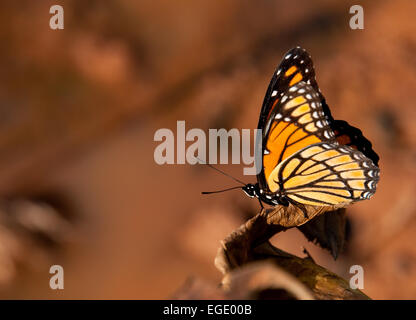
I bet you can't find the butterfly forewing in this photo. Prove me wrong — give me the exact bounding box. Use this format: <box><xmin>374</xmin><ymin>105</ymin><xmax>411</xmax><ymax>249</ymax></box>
<box><xmin>257</xmin><ymin>47</ymin><xmax>322</xmax><ymax>135</ymax></box>
<box><xmin>260</xmin><ymin>82</ymin><xmax>336</xmax><ymax>193</ymax></box>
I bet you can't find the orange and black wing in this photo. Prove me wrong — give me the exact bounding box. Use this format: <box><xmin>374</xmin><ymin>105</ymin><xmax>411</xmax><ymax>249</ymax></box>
<box><xmin>257</xmin><ymin>47</ymin><xmax>323</xmax><ymax>134</ymax></box>
<box><xmin>258</xmin><ymin>81</ymin><xmax>337</xmax><ymax>193</ymax></box>
<box><xmin>274</xmin><ymin>142</ymin><xmax>379</xmax><ymax>206</ymax></box>
<box><xmin>256</xmin><ymin>47</ymin><xmax>379</xmax><ymax>193</ymax></box>
<box><xmin>329</xmin><ymin>118</ymin><xmax>379</xmax><ymax>166</ymax></box>
<box><xmin>256</xmin><ymin>47</ymin><xmax>336</xmax><ymax>192</ymax></box>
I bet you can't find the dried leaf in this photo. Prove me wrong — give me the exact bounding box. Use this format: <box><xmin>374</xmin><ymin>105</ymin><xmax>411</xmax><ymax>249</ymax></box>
<box><xmin>223</xmin><ymin>261</ymin><xmax>315</xmax><ymax>300</ymax></box>
<box><xmin>297</xmin><ymin>208</ymin><xmax>349</xmax><ymax>259</ymax></box>
<box><xmin>214</xmin><ymin>209</ymin><xmax>370</xmax><ymax>300</ymax></box>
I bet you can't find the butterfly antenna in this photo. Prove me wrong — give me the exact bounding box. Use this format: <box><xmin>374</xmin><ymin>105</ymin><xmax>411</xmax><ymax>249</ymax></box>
<box><xmin>195</xmin><ymin>157</ymin><xmax>246</xmax><ymax>186</ymax></box>
<box><xmin>201</xmin><ymin>186</ymin><xmax>243</xmax><ymax>195</ymax></box>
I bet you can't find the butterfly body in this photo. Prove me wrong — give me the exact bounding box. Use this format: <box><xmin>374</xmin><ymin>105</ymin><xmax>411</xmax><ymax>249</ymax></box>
<box><xmin>246</xmin><ymin>47</ymin><xmax>380</xmax><ymax>211</ymax></box>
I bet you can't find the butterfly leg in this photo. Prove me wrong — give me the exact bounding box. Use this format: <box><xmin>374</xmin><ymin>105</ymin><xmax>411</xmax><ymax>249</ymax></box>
<box><xmin>258</xmin><ymin>198</ymin><xmax>264</xmax><ymax>210</ymax></box>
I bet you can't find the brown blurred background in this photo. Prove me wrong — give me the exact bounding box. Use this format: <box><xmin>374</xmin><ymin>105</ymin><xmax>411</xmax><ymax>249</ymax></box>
<box><xmin>0</xmin><ymin>0</ymin><xmax>415</xmax><ymax>299</ymax></box>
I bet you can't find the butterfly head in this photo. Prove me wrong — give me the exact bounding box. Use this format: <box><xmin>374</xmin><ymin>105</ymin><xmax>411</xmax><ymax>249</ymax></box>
<box><xmin>242</xmin><ymin>183</ymin><xmax>260</xmax><ymax>198</ymax></box>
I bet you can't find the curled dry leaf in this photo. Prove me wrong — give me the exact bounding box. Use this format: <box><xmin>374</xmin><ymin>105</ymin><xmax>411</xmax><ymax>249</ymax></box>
<box><xmin>297</xmin><ymin>208</ymin><xmax>349</xmax><ymax>260</ymax></box>
<box><xmin>265</xmin><ymin>203</ymin><xmax>341</xmax><ymax>228</ymax></box>
<box><xmin>252</xmin><ymin>243</ymin><xmax>369</xmax><ymax>300</ymax></box>
<box><xmin>214</xmin><ymin>208</ymin><xmax>370</xmax><ymax>300</ymax></box>
<box><xmin>173</xmin><ymin>261</ymin><xmax>315</xmax><ymax>300</ymax></box>
<box><xmin>222</xmin><ymin>260</ymin><xmax>315</xmax><ymax>300</ymax></box>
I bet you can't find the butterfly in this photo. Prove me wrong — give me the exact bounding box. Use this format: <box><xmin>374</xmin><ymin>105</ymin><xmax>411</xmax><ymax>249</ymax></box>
<box><xmin>242</xmin><ymin>47</ymin><xmax>380</xmax><ymax>216</ymax></box>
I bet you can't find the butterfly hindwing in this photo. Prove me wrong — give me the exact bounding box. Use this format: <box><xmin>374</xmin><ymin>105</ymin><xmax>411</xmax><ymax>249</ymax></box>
<box><xmin>331</xmin><ymin>119</ymin><xmax>380</xmax><ymax>166</ymax></box>
<box><xmin>276</xmin><ymin>142</ymin><xmax>379</xmax><ymax>206</ymax></box>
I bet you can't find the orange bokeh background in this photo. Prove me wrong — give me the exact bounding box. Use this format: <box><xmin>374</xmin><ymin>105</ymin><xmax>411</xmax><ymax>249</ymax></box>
<box><xmin>0</xmin><ymin>0</ymin><xmax>415</xmax><ymax>299</ymax></box>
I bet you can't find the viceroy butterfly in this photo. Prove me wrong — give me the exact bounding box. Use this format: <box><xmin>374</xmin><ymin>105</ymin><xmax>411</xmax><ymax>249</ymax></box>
<box><xmin>242</xmin><ymin>47</ymin><xmax>380</xmax><ymax>215</ymax></box>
